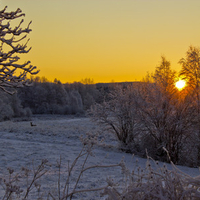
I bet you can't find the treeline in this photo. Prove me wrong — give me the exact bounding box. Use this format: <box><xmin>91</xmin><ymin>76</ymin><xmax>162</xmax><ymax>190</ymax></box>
<box><xmin>0</xmin><ymin>77</ymin><xmax>118</xmax><ymax>120</ymax></box>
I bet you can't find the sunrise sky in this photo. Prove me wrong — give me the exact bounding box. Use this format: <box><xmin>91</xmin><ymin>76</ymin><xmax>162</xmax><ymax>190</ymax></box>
<box><xmin>1</xmin><ymin>0</ymin><xmax>200</xmax><ymax>83</ymax></box>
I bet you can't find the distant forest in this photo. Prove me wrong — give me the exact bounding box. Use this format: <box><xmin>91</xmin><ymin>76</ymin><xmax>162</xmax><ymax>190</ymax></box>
<box><xmin>0</xmin><ymin>76</ymin><xmax>129</xmax><ymax>120</ymax></box>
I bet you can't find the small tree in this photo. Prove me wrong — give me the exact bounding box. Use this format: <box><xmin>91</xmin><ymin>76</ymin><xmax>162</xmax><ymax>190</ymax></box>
<box><xmin>0</xmin><ymin>6</ymin><xmax>39</xmax><ymax>94</ymax></box>
<box><xmin>153</xmin><ymin>56</ymin><xmax>176</xmax><ymax>94</ymax></box>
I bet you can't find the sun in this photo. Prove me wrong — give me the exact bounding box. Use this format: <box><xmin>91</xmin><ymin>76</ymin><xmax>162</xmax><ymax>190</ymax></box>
<box><xmin>175</xmin><ymin>79</ymin><xmax>186</xmax><ymax>90</ymax></box>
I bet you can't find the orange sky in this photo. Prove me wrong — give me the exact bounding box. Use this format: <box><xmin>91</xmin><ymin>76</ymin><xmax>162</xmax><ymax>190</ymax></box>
<box><xmin>1</xmin><ymin>0</ymin><xmax>200</xmax><ymax>83</ymax></box>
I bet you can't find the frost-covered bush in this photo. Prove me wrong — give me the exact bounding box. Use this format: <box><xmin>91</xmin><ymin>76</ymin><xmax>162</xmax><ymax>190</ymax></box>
<box><xmin>103</xmin><ymin>157</ymin><xmax>200</xmax><ymax>200</ymax></box>
<box><xmin>90</xmin><ymin>84</ymin><xmax>139</xmax><ymax>148</ymax></box>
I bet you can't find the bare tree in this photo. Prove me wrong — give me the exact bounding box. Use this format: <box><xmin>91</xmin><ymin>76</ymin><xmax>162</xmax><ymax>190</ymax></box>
<box><xmin>0</xmin><ymin>6</ymin><xmax>39</xmax><ymax>94</ymax></box>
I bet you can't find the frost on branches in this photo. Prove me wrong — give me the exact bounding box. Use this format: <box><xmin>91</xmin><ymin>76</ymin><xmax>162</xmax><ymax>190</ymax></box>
<box><xmin>0</xmin><ymin>6</ymin><xmax>39</xmax><ymax>94</ymax></box>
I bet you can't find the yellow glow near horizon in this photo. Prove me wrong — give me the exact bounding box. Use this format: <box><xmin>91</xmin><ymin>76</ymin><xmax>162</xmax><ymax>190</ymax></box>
<box><xmin>1</xmin><ymin>1</ymin><xmax>200</xmax><ymax>83</ymax></box>
<box><xmin>175</xmin><ymin>79</ymin><xmax>186</xmax><ymax>91</ymax></box>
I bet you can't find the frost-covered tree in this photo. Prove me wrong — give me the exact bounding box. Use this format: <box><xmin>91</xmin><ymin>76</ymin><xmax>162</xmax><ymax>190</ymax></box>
<box><xmin>0</xmin><ymin>6</ymin><xmax>39</xmax><ymax>93</ymax></box>
<box><xmin>179</xmin><ymin>46</ymin><xmax>200</xmax><ymax>90</ymax></box>
<box><xmin>179</xmin><ymin>46</ymin><xmax>200</xmax><ymax>163</ymax></box>
<box><xmin>90</xmin><ymin>83</ymin><xmax>139</xmax><ymax>150</ymax></box>
<box><xmin>154</xmin><ymin>56</ymin><xmax>176</xmax><ymax>94</ymax></box>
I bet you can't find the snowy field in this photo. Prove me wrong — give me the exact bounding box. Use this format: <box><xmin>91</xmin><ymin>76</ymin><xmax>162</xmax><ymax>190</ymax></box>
<box><xmin>0</xmin><ymin>115</ymin><xmax>199</xmax><ymax>199</ymax></box>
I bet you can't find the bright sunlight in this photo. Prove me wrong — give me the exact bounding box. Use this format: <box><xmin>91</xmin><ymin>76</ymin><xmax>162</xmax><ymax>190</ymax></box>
<box><xmin>175</xmin><ymin>79</ymin><xmax>186</xmax><ymax>90</ymax></box>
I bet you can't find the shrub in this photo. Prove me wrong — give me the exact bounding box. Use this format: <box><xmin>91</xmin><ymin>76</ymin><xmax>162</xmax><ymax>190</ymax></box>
<box><xmin>103</xmin><ymin>155</ymin><xmax>200</xmax><ymax>200</ymax></box>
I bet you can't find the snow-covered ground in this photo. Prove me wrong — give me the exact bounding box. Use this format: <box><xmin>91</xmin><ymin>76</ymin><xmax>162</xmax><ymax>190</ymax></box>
<box><xmin>0</xmin><ymin>115</ymin><xmax>199</xmax><ymax>199</ymax></box>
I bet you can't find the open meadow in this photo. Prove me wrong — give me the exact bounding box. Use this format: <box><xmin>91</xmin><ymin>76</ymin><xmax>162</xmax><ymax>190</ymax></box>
<box><xmin>0</xmin><ymin>115</ymin><xmax>199</xmax><ymax>199</ymax></box>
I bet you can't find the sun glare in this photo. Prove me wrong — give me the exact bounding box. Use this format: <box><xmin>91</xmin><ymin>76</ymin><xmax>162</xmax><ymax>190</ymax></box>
<box><xmin>175</xmin><ymin>79</ymin><xmax>186</xmax><ymax>90</ymax></box>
